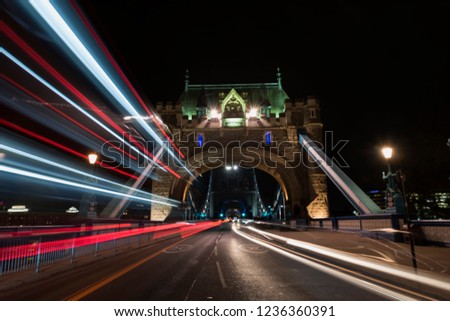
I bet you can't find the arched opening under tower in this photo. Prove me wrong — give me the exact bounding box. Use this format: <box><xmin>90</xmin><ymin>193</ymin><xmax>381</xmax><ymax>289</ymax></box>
<box><xmin>150</xmin><ymin>147</ymin><xmax>324</xmax><ymax>222</ymax></box>
<box><xmin>177</xmin><ymin>167</ymin><xmax>285</xmax><ymax>221</ymax></box>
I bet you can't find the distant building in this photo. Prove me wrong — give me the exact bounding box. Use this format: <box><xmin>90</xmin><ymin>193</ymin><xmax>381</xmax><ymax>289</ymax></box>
<box><xmin>366</xmin><ymin>189</ymin><xmax>450</xmax><ymax>219</ymax></box>
<box><xmin>434</xmin><ymin>191</ymin><xmax>450</xmax><ymax>210</ymax></box>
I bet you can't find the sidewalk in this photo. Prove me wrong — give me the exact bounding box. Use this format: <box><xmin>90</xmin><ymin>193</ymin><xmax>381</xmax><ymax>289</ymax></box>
<box><xmin>253</xmin><ymin>225</ymin><xmax>450</xmax><ymax>276</ymax></box>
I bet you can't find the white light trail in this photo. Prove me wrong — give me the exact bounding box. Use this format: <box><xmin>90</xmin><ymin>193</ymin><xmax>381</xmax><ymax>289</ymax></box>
<box><xmin>0</xmin><ymin>165</ymin><xmax>178</xmax><ymax>207</ymax></box>
<box><xmin>233</xmin><ymin>226</ymin><xmax>416</xmax><ymax>300</ymax></box>
<box><xmin>0</xmin><ymin>144</ymin><xmax>178</xmax><ymax>205</ymax></box>
<box><xmin>245</xmin><ymin>226</ymin><xmax>450</xmax><ymax>293</ymax></box>
<box><xmin>1</xmin><ymin>47</ymin><xmax>166</xmax><ymax>173</ymax></box>
<box><xmin>30</xmin><ymin>0</ymin><xmax>164</xmax><ymax>143</ymax></box>
<box><xmin>29</xmin><ymin>0</ymin><xmax>194</xmax><ymax>178</ymax></box>
<box><xmin>107</xmin><ymin>147</ymin><xmax>167</xmax><ymax>218</ymax></box>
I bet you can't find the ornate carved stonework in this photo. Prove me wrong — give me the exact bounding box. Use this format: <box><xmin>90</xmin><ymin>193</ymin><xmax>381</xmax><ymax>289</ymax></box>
<box><xmin>222</xmin><ymin>89</ymin><xmax>246</xmax><ymax>127</ymax></box>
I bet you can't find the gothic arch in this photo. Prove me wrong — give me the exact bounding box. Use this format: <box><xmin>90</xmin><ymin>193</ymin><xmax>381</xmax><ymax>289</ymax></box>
<box><xmin>169</xmin><ymin>149</ymin><xmax>306</xmax><ymax>218</ymax></box>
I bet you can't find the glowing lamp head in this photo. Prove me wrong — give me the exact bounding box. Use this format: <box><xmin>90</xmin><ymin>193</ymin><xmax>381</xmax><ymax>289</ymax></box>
<box><xmin>382</xmin><ymin>147</ymin><xmax>393</xmax><ymax>160</ymax></box>
<box><xmin>225</xmin><ymin>165</ymin><xmax>232</xmax><ymax>170</ymax></box>
<box><xmin>88</xmin><ymin>153</ymin><xmax>98</xmax><ymax>165</ymax></box>
<box><xmin>248</xmin><ymin>107</ymin><xmax>258</xmax><ymax>118</ymax></box>
<box><xmin>210</xmin><ymin>109</ymin><xmax>220</xmax><ymax>119</ymax></box>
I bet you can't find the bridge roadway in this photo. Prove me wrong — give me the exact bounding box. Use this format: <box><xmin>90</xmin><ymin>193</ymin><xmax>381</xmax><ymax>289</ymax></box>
<box><xmin>0</xmin><ymin>222</ymin><xmax>449</xmax><ymax>300</ymax></box>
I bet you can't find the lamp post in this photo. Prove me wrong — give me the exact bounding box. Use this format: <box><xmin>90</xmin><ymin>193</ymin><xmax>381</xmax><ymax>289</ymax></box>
<box><xmin>381</xmin><ymin>147</ymin><xmax>417</xmax><ymax>269</ymax></box>
<box><xmin>80</xmin><ymin>153</ymin><xmax>98</xmax><ymax>218</ymax></box>
<box><xmin>87</xmin><ymin>153</ymin><xmax>98</xmax><ymax>218</ymax></box>
<box><xmin>382</xmin><ymin>147</ymin><xmax>396</xmax><ymax>213</ymax></box>
<box><xmin>398</xmin><ymin>169</ymin><xmax>417</xmax><ymax>269</ymax></box>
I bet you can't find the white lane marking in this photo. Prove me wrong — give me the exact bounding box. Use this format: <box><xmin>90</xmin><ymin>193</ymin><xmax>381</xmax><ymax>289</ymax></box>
<box><xmin>216</xmin><ymin>261</ymin><xmax>227</xmax><ymax>289</ymax></box>
<box><xmin>239</xmin><ymin>243</ymin><xmax>268</xmax><ymax>254</ymax></box>
<box><xmin>214</xmin><ymin>246</ymin><xmax>218</xmax><ymax>257</ymax></box>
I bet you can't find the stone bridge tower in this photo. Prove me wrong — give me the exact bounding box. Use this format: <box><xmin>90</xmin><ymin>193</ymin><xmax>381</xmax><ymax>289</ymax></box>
<box><xmin>150</xmin><ymin>71</ymin><xmax>329</xmax><ymax>221</ymax></box>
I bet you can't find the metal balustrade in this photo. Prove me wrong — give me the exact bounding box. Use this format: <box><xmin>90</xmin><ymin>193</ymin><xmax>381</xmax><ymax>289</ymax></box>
<box><xmin>0</xmin><ymin>220</ymin><xmax>221</xmax><ymax>276</ymax></box>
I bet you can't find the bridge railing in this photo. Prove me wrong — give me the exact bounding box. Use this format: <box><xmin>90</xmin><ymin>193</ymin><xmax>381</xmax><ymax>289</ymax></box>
<box><xmin>254</xmin><ymin>216</ymin><xmax>450</xmax><ymax>246</ymax></box>
<box><xmin>0</xmin><ymin>220</ymin><xmax>222</xmax><ymax>276</ymax></box>
<box><xmin>0</xmin><ymin>223</ymin><xmax>139</xmax><ymax>275</ymax></box>
<box><xmin>309</xmin><ymin>214</ymin><xmax>404</xmax><ymax>231</ymax></box>
<box><xmin>310</xmin><ymin>216</ymin><xmax>450</xmax><ymax>246</ymax></box>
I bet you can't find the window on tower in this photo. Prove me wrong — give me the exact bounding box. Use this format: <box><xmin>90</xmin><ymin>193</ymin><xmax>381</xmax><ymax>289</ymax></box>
<box><xmin>265</xmin><ymin>131</ymin><xmax>271</xmax><ymax>145</ymax></box>
<box><xmin>197</xmin><ymin>133</ymin><xmax>204</xmax><ymax>147</ymax></box>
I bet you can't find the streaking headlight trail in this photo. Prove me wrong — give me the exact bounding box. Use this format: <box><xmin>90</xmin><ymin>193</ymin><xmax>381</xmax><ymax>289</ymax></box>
<box><xmin>1</xmin><ymin>24</ymin><xmax>180</xmax><ymax>178</ymax></box>
<box><xmin>0</xmin><ymin>145</ymin><xmax>178</xmax><ymax>206</ymax></box>
<box><xmin>1</xmin><ymin>47</ymin><xmax>174</xmax><ymax>176</ymax></box>
<box><xmin>29</xmin><ymin>0</ymin><xmax>194</xmax><ymax>179</ymax></box>
<box><xmin>0</xmin><ymin>165</ymin><xmax>179</xmax><ymax>207</ymax></box>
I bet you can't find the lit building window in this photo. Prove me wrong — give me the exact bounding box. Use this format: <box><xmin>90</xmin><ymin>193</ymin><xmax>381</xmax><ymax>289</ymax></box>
<box><xmin>437</xmin><ymin>203</ymin><xmax>449</xmax><ymax>209</ymax></box>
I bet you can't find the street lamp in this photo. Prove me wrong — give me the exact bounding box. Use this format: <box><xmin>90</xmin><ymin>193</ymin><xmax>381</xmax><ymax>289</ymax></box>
<box><xmin>381</xmin><ymin>146</ymin><xmax>417</xmax><ymax>269</ymax></box>
<box><xmin>381</xmin><ymin>147</ymin><xmax>396</xmax><ymax>212</ymax></box>
<box><xmin>88</xmin><ymin>153</ymin><xmax>98</xmax><ymax>218</ymax></box>
<box><xmin>381</xmin><ymin>147</ymin><xmax>392</xmax><ymax>162</ymax></box>
<box><xmin>80</xmin><ymin>153</ymin><xmax>98</xmax><ymax>218</ymax></box>
<box><xmin>88</xmin><ymin>153</ymin><xmax>98</xmax><ymax>165</ymax></box>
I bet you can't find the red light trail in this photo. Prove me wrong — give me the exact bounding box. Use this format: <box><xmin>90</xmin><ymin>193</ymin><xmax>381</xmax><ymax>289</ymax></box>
<box><xmin>0</xmin><ymin>223</ymin><xmax>132</xmax><ymax>239</ymax></box>
<box><xmin>0</xmin><ymin>119</ymin><xmax>139</xmax><ymax>180</ymax></box>
<box><xmin>1</xmin><ymin>74</ymin><xmax>137</xmax><ymax>162</ymax></box>
<box><xmin>0</xmin><ymin>221</ymin><xmax>222</xmax><ymax>262</ymax></box>
<box><xmin>69</xmin><ymin>0</ymin><xmax>185</xmax><ymax>159</ymax></box>
<box><xmin>2</xmin><ymin>21</ymin><xmax>180</xmax><ymax>179</ymax></box>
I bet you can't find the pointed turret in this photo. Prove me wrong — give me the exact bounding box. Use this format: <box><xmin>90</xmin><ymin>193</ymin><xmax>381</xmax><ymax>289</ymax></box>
<box><xmin>184</xmin><ymin>69</ymin><xmax>190</xmax><ymax>92</ymax></box>
<box><xmin>276</xmin><ymin>67</ymin><xmax>282</xmax><ymax>89</ymax></box>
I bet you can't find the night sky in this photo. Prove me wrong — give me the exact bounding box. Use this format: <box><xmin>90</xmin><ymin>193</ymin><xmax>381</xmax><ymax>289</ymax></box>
<box><xmin>76</xmin><ymin>0</ymin><xmax>449</xmax><ymax>195</ymax></box>
<box><xmin>2</xmin><ymin>1</ymin><xmax>449</xmax><ymax>214</ymax></box>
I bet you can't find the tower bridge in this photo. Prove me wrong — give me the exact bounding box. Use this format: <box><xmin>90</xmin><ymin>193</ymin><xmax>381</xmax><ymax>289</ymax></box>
<box><xmin>147</xmin><ymin>70</ymin><xmax>329</xmax><ymax>221</ymax></box>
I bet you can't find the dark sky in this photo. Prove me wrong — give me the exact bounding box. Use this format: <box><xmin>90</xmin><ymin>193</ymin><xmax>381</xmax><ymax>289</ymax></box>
<box><xmin>2</xmin><ymin>1</ymin><xmax>449</xmax><ymax>213</ymax></box>
<box><xmin>76</xmin><ymin>0</ymin><xmax>449</xmax><ymax>195</ymax></box>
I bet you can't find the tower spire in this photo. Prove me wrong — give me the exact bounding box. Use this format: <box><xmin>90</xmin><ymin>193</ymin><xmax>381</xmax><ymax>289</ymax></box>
<box><xmin>184</xmin><ymin>69</ymin><xmax>190</xmax><ymax>92</ymax></box>
<box><xmin>276</xmin><ymin>67</ymin><xmax>282</xmax><ymax>89</ymax></box>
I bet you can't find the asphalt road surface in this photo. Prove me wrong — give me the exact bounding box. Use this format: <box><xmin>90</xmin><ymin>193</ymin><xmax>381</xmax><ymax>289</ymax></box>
<box><xmin>0</xmin><ymin>222</ymin><xmax>447</xmax><ymax>300</ymax></box>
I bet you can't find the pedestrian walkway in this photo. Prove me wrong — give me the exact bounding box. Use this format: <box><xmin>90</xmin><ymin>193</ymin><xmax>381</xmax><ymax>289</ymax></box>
<box><xmin>251</xmin><ymin>225</ymin><xmax>450</xmax><ymax>276</ymax></box>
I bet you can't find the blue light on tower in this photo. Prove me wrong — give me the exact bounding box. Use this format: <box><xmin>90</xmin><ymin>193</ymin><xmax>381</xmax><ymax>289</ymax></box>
<box><xmin>265</xmin><ymin>131</ymin><xmax>271</xmax><ymax>145</ymax></box>
<box><xmin>197</xmin><ymin>133</ymin><xmax>203</xmax><ymax>147</ymax></box>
